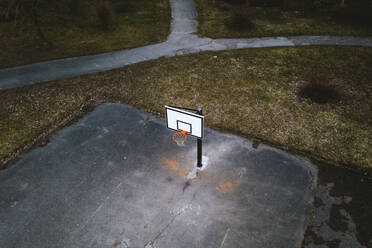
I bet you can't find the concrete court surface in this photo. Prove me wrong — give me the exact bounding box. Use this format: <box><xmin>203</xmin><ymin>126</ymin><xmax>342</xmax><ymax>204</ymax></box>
<box><xmin>0</xmin><ymin>103</ymin><xmax>317</xmax><ymax>248</ymax></box>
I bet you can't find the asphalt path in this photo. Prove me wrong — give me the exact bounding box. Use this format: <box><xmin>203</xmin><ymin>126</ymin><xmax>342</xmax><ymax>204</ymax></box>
<box><xmin>0</xmin><ymin>0</ymin><xmax>371</xmax><ymax>89</ymax></box>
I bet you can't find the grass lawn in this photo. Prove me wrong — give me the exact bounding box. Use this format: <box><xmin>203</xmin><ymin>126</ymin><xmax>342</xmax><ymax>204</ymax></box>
<box><xmin>0</xmin><ymin>0</ymin><xmax>170</xmax><ymax>69</ymax></box>
<box><xmin>0</xmin><ymin>46</ymin><xmax>371</xmax><ymax>174</ymax></box>
<box><xmin>195</xmin><ymin>0</ymin><xmax>372</xmax><ymax>38</ymax></box>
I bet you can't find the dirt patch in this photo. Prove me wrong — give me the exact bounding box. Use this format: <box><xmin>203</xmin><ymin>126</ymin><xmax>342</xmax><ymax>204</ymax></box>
<box><xmin>297</xmin><ymin>80</ymin><xmax>342</xmax><ymax>104</ymax></box>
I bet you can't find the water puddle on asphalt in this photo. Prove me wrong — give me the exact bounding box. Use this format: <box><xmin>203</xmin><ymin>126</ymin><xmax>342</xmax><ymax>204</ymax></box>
<box><xmin>302</xmin><ymin>162</ymin><xmax>372</xmax><ymax>248</ymax></box>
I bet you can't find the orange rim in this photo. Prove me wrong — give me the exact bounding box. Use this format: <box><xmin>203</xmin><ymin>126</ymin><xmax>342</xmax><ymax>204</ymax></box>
<box><xmin>172</xmin><ymin>130</ymin><xmax>188</xmax><ymax>143</ymax></box>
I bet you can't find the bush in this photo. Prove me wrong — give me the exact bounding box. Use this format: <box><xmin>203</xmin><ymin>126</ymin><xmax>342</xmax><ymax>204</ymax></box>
<box><xmin>0</xmin><ymin>0</ymin><xmax>21</xmax><ymax>22</ymax></box>
<box><xmin>250</xmin><ymin>0</ymin><xmax>285</xmax><ymax>7</ymax></box>
<box><xmin>221</xmin><ymin>0</ymin><xmax>250</xmax><ymax>6</ymax></box>
<box><xmin>332</xmin><ymin>1</ymin><xmax>372</xmax><ymax>26</ymax></box>
<box><xmin>96</xmin><ymin>0</ymin><xmax>114</xmax><ymax>31</ymax></box>
<box><xmin>0</xmin><ymin>6</ymin><xmax>7</xmax><ymax>22</ymax></box>
<box><xmin>113</xmin><ymin>1</ymin><xmax>136</xmax><ymax>14</ymax></box>
<box><xmin>68</xmin><ymin>0</ymin><xmax>90</xmax><ymax>18</ymax></box>
<box><xmin>312</xmin><ymin>0</ymin><xmax>335</xmax><ymax>12</ymax></box>
<box><xmin>228</xmin><ymin>8</ymin><xmax>255</xmax><ymax>31</ymax></box>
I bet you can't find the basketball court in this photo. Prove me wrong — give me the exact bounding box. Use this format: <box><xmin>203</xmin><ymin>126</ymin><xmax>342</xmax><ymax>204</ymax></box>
<box><xmin>0</xmin><ymin>103</ymin><xmax>317</xmax><ymax>248</ymax></box>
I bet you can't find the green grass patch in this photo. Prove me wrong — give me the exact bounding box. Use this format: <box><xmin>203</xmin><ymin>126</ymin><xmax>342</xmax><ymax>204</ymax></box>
<box><xmin>0</xmin><ymin>0</ymin><xmax>170</xmax><ymax>69</ymax></box>
<box><xmin>0</xmin><ymin>46</ymin><xmax>371</xmax><ymax>174</ymax></box>
<box><xmin>195</xmin><ymin>0</ymin><xmax>372</xmax><ymax>38</ymax></box>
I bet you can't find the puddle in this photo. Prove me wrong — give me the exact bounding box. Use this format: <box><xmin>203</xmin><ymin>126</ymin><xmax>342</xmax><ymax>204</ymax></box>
<box><xmin>302</xmin><ymin>162</ymin><xmax>372</xmax><ymax>248</ymax></box>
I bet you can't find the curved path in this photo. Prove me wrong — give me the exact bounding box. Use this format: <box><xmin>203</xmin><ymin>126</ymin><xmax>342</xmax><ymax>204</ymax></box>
<box><xmin>0</xmin><ymin>0</ymin><xmax>371</xmax><ymax>89</ymax></box>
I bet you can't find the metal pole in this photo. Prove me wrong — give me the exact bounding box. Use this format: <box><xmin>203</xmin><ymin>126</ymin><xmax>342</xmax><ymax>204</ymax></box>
<box><xmin>197</xmin><ymin>138</ymin><xmax>202</xmax><ymax>168</ymax></box>
<box><xmin>196</xmin><ymin>108</ymin><xmax>203</xmax><ymax>168</ymax></box>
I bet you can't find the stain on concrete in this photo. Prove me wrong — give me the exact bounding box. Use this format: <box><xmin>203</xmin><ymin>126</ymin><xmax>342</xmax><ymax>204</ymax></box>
<box><xmin>196</xmin><ymin>170</ymin><xmax>208</xmax><ymax>181</ymax></box>
<box><xmin>218</xmin><ymin>180</ymin><xmax>235</xmax><ymax>194</ymax></box>
<box><xmin>217</xmin><ymin>168</ymin><xmax>246</xmax><ymax>194</ymax></box>
<box><xmin>140</xmin><ymin>117</ymin><xmax>150</xmax><ymax>127</ymax></box>
<box><xmin>252</xmin><ymin>140</ymin><xmax>260</xmax><ymax>149</ymax></box>
<box><xmin>112</xmin><ymin>227</ymin><xmax>128</xmax><ymax>248</ymax></box>
<box><xmin>38</xmin><ymin>138</ymin><xmax>50</xmax><ymax>147</ymax></box>
<box><xmin>112</xmin><ymin>240</ymin><xmax>121</xmax><ymax>248</ymax></box>
<box><xmin>182</xmin><ymin>180</ymin><xmax>191</xmax><ymax>192</ymax></box>
<box><xmin>161</xmin><ymin>157</ymin><xmax>189</xmax><ymax>177</ymax></box>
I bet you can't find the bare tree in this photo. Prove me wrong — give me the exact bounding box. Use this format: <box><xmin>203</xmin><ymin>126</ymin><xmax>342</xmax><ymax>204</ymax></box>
<box><xmin>0</xmin><ymin>0</ymin><xmax>21</xmax><ymax>22</ymax></box>
<box><xmin>1</xmin><ymin>0</ymin><xmax>51</xmax><ymax>46</ymax></box>
<box><xmin>26</xmin><ymin>0</ymin><xmax>52</xmax><ymax>46</ymax></box>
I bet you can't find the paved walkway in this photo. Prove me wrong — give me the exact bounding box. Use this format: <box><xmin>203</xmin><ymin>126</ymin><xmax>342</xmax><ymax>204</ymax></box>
<box><xmin>0</xmin><ymin>104</ymin><xmax>317</xmax><ymax>248</ymax></box>
<box><xmin>0</xmin><ymin>0</ymin><xmax>371</xmax><ymax>89</ymax></box>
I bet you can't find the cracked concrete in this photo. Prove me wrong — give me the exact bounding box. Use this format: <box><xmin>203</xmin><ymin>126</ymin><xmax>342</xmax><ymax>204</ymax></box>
<box><xmin>0</xmin><ymin>0</ymin><xmax>371</xmax><ymax>89</ymax></box>
<box><xmin>0</xmin><ymin>103</ymin><xmax>317</xmax><ymax>247</ymax></box>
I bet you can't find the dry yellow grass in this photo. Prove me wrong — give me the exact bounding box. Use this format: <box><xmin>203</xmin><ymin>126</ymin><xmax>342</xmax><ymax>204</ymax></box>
<box><xmin>0</xmin><ymin>0</ymin><xmax>170</xmax><ymax>69</ymax></box>
<box><xmin>0</xmin><ymin>46</ymin><xmax>371</xmax><ymax>174</ymax></box>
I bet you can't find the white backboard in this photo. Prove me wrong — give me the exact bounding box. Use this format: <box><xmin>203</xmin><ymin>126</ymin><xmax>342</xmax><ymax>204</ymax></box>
<box><xmin>165</xmin><ymin>106</ymin><xmax>204</xmax><ymax>138</ymax></box>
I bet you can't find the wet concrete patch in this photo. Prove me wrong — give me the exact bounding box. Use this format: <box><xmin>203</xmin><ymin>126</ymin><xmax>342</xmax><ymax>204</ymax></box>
<box><xmin>302</xmin><ymin>162</ymin><xmax>372</xmax><ymax>248</ymax></box>
<box><xmin>0</xmin><ymin>103</ymin><xmax>317</xmax><ymax>247</ymax></box>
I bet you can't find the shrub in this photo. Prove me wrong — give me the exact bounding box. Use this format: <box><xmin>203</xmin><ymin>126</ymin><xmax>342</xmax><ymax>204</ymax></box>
<box><xmin>113</xmin><ymin>1</ymin><xmax>136</xmax><ymax>14</ymax></box>
<box><xmin>332</xmin><ymin>1</ymin><xmax>372</xmax><ymax>26</ymax></box>
<box><xmin>250</xmin><ymin>0</ymin><xmax>285</xmax><ymax>7</ymax></box>
<box><xmin>228</xmin><ymin>8</ymin><xmax>255</xmax><ymax>31</ymax></box>
<box><xmin>221</xmin><ymin>0</ymin><xmax>250</xmax><ymax>6</ymax></box>
<box><xmin>96</xmin><ymin>0</ymin><xmax>114</xmax><ymax>31</ymax></box>
<box><xmin>0</xmin><ymin>0</ymin><xmax>22</xmax><ymax>22</ymax></box>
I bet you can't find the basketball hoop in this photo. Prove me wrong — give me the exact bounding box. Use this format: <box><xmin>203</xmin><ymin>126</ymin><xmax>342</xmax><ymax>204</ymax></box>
<box><xmin>172</xmin><ymin>130</ymin><xmax>188</xmax><ymax>143</ymax></box>
<box><xmin>165</xmin><ymin>105</ymin><xmax>204</xmax><ymax>167</ymax></box>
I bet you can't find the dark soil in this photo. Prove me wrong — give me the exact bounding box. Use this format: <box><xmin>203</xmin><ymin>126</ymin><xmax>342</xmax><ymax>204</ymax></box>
<box><xmin>297</xmin><ymin>81</ymin><xmax>341</xmax><ymax>104</ymax></box>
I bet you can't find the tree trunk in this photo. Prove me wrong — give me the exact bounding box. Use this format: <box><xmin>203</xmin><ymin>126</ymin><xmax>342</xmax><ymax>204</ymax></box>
<box><xmin>29</xmin><ymin>0</ymin><xmax>52</xmax><ymax>46</ymax></box>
